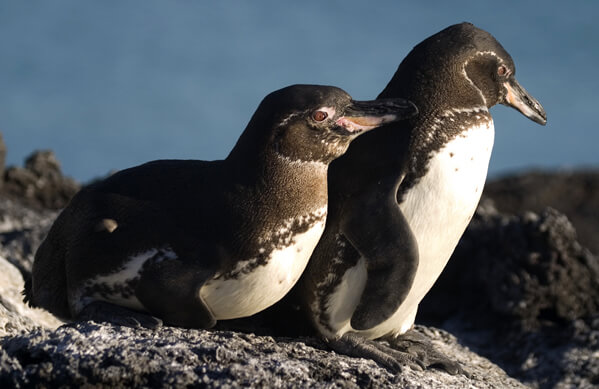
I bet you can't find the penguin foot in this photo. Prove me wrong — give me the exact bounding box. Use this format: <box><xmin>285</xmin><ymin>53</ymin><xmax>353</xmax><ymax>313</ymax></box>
<box><xmin>78</xmin><ymin>301</ymin><xmax>163</xmax><ymax>329</ymax></box>
<box><xmin>327</xmin><ymin>332</ymin><xmax>425</xmax><ymax>373</ymax></box>
<box><xmin>385</xmin><ymin>328</ymin><xmax>465</xmax><ymax>376</ymax></box>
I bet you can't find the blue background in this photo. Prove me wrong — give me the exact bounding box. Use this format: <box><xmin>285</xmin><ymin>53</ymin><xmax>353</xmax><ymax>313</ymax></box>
<box><xmin>0</xmin><ymin>1</ymin><xmax>596</xmax><ymax>182</ymax></box>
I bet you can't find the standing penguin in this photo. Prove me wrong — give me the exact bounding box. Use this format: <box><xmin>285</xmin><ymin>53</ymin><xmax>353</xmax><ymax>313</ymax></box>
<box><xmin>24</xmin><ymin>84</ymin><xmax>417</xmax><ymax>329</ymax></box>
<box><xmin>298</xmin><ymin>23</ymin><xmax>547</xmax><ymax>372</ymax></box>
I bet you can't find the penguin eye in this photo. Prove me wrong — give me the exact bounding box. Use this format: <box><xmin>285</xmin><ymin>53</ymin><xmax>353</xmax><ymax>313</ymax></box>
<box><xmin>312</xmin><ymin>110</ymin><xmax>328</xmax><ymax>122</ymax></box>
<box><xmin>497</xmin><ymin>65</ymin><xmax>508</xmax><ymax>76</ymax></box>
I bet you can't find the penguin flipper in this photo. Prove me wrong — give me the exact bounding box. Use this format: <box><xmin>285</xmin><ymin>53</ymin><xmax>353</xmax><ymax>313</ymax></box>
<box><xmin>66</xmin><ymin>190</ymin><xmax>218</xmax><ymax>329</ymax></box>
<box><xmin>135</xmin><ymin>252</ymin><xmax>217</xmax><ymax>329</ymax></box>
<box><xmin>341</xmin><ymin>189</ymin><xmax>418</xmax><ymax>331</ymax></box>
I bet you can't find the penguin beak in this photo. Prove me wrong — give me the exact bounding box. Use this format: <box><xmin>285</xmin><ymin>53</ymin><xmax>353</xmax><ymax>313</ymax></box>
<box><xmin>502</xmin><ymin>77</ymin><xmax>547</xmax><ymax>125</ymax></box>
<box><xmin>336</xmin><ymin>98</ymin><xmax>418</xmax><ymax>134</ymax></box>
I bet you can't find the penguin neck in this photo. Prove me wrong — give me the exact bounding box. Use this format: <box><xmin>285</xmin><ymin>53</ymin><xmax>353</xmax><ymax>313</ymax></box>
<box><xmin>226</xmin><ymin>147</ymin><xmax>329</xmax><ymax>215</ymax></box>
<box><xmin>380</xmin><ymin>69</ymin><xmax>492</xmax><ymax>198</ymax></box>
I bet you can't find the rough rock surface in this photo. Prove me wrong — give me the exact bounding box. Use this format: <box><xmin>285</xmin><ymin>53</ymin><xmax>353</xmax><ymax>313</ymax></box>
<box><xmin>420</xmin><ymin>200</ymin><xmax>599</xmax><ymax>388</ymax></box>
<box><xmin>421</xmin><ymin>201</ymin><xmax>599</xmax><ymax>328</ymax></box>
<box><xmin>0</xmin><ymin>321</ymin><xmax>525</xmax><ymax>389</ymax></box>
<box><xmin>0</xmin><ymin>255</ymin><xmax>63</xmax><ymax>338</ymax></box>
<box><xmin>3</xmin><ymin>150</ymin><xmax>79</xmax><ymax>210</ymax></box>
<box><xmin>0</xmin><ymin>134</ymin><xmax>6</xmax><ymax>190</ymax></box>
<box><xmin>0</xmin><ymin>197</ymin><xmax>57</xmax><ymax>276</ymax></box>
<box><xmin>0</xmin><ymin>151</ymin><xmax>597</xmax><ymax>388</ymax></box>
<box><xmin>483</xmin><ymin>169</ymin><xmax>599</xmax><ymax>255</ymax></box>
<box><xmin>0</xmin><ymin>161</ymin><xmax>524</xmax><ymax>388</ymax></box>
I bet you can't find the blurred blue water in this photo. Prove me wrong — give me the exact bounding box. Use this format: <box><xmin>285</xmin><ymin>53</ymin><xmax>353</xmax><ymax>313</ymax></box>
<box><xmin>0</xmin><ymin>1</ymin><xmax>597</xmax><ymax>182</ymax></box>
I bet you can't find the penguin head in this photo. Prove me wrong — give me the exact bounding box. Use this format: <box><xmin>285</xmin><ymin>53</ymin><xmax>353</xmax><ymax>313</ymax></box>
<box><xmin>380</xmin><ymin>22</ymin><xmax>546</xmax><ymax>125</ymax></box>
<box><xmin>255</xmin><ymin>84</ymin><xmax>417</xmax><ymax>163</ymax></box>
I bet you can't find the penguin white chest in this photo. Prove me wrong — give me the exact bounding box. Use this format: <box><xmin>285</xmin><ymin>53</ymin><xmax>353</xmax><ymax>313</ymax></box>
<box><xmin>398</xmin><ymin>120</ymin><xmax>495</xmax><ymax>311</ymax></box>
<box><xmin>324</xmin><ymin>120</ymin><xmax>495</xmax><ymax>339</ymax></box>
<box><xmin>200</xmin><ymin>207</ymin><xmax>327</xmax><ymax>320</ymax></box>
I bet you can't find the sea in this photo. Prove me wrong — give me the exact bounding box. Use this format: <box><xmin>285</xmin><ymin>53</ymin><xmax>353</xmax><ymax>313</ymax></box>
<box><xmin>0</xmin><ymin>1</ymin><xmax>597</xmax><ymax>182</ymax></box>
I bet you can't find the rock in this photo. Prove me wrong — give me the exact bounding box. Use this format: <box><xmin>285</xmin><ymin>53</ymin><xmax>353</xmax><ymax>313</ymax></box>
<box><xmin>421</xmin><ymin>204</ymin><xmax>599</xmax><ymax>329</ymax></box>
<box><xmin>0</xmin><ymin>161</ymin><xmax>598</xmax><ymax>387</ymax></box>
<box><xmin>0</xmin><ymin>322</ymin><xmax>525</xmax><ymax>388</ymax></box>
<box><xmin>420</xmin><ymin>202</ymin><xmax>599</xmax><ymax>388</ymax></box>
<box><xmin>444</xmin><ymin>314</ymin><xmax>599</xmax><ymax>389</ymax></box>
<box><xmin>3</xmin><ymin>150</ymin><xmax>80</xmax><ymax>210</ymax></box>
<box><xmin>0</xmin><ymin>255</ymin><xmax>62</xmax><ymax>338</ymax></box>
<box><xmin>0</xmin><ymin>197</ymin><xmax>56</xmax><ymax>277</ymax></box>
<box><xmin>483</xmin><ymin>170</ymin><xmax>599</xmax><ymax>255</ymax></box>
<box><xmin>0</xmin><ymin>196</ymin><xmax>63</xmax><ymax>337</ymax></box>
<box><xmin>0</xmin><ymin>134</ymin><xmax>6</xmax><ymax>190</ymax></box>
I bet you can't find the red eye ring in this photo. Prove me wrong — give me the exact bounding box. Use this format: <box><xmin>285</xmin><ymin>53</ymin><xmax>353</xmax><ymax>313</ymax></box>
<box><xmin>497</xmin><ymin>65</ymin><xmax>508</xmax><ymax>76</ymax></box>
<box><xmin>312</xmin><ymin>110</ymin><xmax>328</xmax><ymax>122</ymax></box>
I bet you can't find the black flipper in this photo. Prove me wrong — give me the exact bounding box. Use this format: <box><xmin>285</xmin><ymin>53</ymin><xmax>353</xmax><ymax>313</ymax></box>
<box><xmin>135</xmin><ymin>255</ymin><xmax>217</xmax><ymax>329</ymax></box>
<box><xmin>68</xmin><ymin>191</ymin><xmax>218</xmax><ymax>329</ymax></box>
<box><xmin>340</xmin><ymin>182</ymin><xmax>419</xmax><ymax>331</ymax></box>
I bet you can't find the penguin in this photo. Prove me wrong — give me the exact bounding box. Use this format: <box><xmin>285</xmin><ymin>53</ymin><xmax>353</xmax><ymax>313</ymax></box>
<box><xmin>297</xmin><ymin>23</ymin><xmax>547</xmax><ymax>373</ymax></box>
<box><xmin>23</xmin><ymin>84</ymin><xmax>417</xmax><ymax>329</ymax></box>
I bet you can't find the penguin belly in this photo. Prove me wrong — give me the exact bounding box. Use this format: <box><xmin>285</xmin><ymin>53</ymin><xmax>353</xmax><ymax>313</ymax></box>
<box><xmin>201</xmin><ymin>207</ymin><xmax>327</xmax><ymax>320</ymax></box>
<box><xmin>324</xmin><ymin>121</ymin><xmax>495</xmax><ymax>339</ymax></box>
<box><xmin>73</xmin><ymin>247</ymin><xmax>178</xmax><ymax>314</ymax></box>
<box><xmin>75</xmin><ymin>207</ymin><xmax>327</xmax><ymax>321</ymax></box>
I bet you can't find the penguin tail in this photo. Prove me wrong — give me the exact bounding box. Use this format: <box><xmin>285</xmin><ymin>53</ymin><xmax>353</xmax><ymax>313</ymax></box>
<box><xmin>22</xmin><ymin>277</ymin><xmax>34</xmax><ymax>306</ymax></box>
<box><xmin>24</xmin><ymin>221</ymin><xmax>72</xmax><ymax>320</ymax></box>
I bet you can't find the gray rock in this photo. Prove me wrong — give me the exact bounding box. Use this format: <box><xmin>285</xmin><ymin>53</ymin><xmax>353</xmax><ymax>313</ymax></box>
<box><xmin>420</xmin><ymin>202</ymin><xmax>599</xmax><ymax>388</ymax></box>
<box><xmin>0</xmin><ymin>322</ymin><xmax>525</xmax><ymax>388</ymax></box>
<box><xmin>3</xmin><ymin>150</ymin><xmax>79</xmax><ymax>210</ymax></box>
<box><xmin>0</xmin><ymin>189</ymin><xmax>526</xmax><ymax>388</ymax></box>
<box><xmin>483</xmin><ymin>169</ymin><xmax>599</xmax><ymax>255</ymax></box>
<box><xmin>0</xmin><ymin>163</ymin><xmax>597</xmax><ymax>387</ymax></box>
<box><xmin>0</xmin><ymin>255</ymin><xmax>63</xmax><ymax>337</ymax></box>
<box><xmin>0</xmin><ymin>134</ymin><xmax>6</xmax><ymax>190</ymax></box>
<box><xmin>0</xmin><ymin>197</ymin><xmax>56</xmax><ymax>277</ymax></box>
<box><xmin>422</xmin><ymin>204</ymin><xmax>599</xmax><ymax>328</ymax></box>
<box><xmin>443</xmin><ymin>315</ymin><xmax>599</xmax><ymax>389</ymax></box>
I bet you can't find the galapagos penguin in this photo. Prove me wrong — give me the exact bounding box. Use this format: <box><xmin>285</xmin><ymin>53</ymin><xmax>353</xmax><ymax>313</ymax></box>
<box><xmin>298</xmin><ymin>23</ymin><xmax>547</xmax><ymax>373</ymax></box>
<box><xmin>24</xmin><ymin>84</ymin><xmax>417</xmax><ymax>329</ymax></box>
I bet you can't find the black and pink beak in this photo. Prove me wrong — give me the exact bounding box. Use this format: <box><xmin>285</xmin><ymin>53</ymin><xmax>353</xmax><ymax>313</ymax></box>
<box><xmin>336</xmin><ymin>98</ymin><xmax>418</xmax><ymax>136</ymax></box>
<box><xmin>502</xmin><ymin>77</ymin><xmax>547</xmax><ymax>125</ymax></box>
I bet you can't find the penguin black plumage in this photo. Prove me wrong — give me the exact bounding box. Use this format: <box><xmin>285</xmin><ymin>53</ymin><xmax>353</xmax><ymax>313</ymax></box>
<box><xmin>24</xmin><ymin>84</ymin><xmax>416</xmax><ymax>328</ymax></box>
<box><xmin>297</xmin><ymin>23</ymin><xmax>547</xmax><ymax>373</ymax></box>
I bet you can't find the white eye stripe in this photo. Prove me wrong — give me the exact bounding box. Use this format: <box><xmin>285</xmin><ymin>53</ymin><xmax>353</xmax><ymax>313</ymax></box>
<box><xmin>462</xmin><ymin>50</ymin><xmax>507</xmax><ymax>105</ymax></box>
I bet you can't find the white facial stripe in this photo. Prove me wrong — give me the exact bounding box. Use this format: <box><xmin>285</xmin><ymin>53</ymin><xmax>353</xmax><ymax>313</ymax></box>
<box><xmin>474</xmin><ymin>50</ymin><xmax>502</xmax><ymax>63</ymax></box>
<box><xmin>462</xmin><ymin>50</ymin><xmax>507</xmax><ymax>106</ymax></box>
<box><xmin>275</xmin><ymin>152</ymin><xmax>328</xmax><ymax>169</ymax></box>
<box><xmin>276</xmin><ymin>112</ymin><xmax>302</xmax><ymax>128</ymax></box>
<box><xmin>442</xmin><ymin>106</ymin><xmax>488</xmax><ymax>117</ymax></box>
